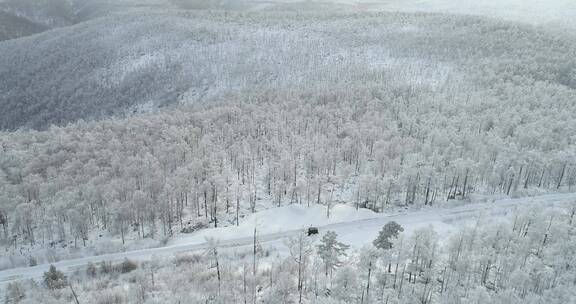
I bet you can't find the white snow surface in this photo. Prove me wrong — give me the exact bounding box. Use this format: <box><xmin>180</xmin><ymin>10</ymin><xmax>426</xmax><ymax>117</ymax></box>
<box><xmin>1</xmin><ymin>192</ymin><xmax>576</xmax><ymax>293</ymax></box>
<box><xmin>170</xmin><ymin>204</ymin><xmax>377</xmax><ymax>246</ymax></box>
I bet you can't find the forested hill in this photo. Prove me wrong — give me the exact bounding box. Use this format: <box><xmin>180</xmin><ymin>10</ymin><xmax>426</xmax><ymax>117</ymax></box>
<box><xmin>0</xmin><ymin>0</ymin><xmax>181</xmax><ymax>42</ymax></box>
<box><xmin>1</xmin><ymin>10</ymin><xmax>576</xmax><ymax>270</ymax></box>
<box><xmin>0</xmin><ymin>10</ymin><xmax>575</xmax><ymax>131</ymax></box>
<box><xmin>0</xmin><ymin>0</ymin><xmax>79</xmax><ymax>41</ymax></box>
<box><xmin>0</xmin><ymin>9</ymin><xmax>48</xmax><ymax>41</ymax></box>
<box><xmin>1</xmin><ymin>1</ymin><xmax>576</xmax><ymax>303</ymax></box>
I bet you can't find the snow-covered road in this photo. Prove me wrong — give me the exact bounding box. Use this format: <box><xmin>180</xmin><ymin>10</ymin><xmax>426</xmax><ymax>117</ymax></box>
<box><xmin>1</xmin><ymin>192</ymin><xmax>575</xmax><ymax>293</ymax></box>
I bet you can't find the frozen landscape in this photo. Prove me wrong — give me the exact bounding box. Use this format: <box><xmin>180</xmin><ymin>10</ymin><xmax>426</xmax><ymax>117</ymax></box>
<box><xmin>0</xmin><ymin>0</ymin><xmax>575</xmax><ymax>303</ymax></box>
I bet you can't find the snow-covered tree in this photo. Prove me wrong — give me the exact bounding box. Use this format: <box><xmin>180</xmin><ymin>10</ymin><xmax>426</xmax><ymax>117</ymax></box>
<box><xmin>317</xmin><ymin>231</ymin><xmax>350</xmax><ymax>279</ymax></box>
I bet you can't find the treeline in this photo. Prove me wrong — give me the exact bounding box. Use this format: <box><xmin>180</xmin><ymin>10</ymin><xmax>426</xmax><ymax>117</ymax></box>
<box><xmin>6</xmin><ymin>205</ymin><xmax>576</xmax><ymax>303</ymax></box>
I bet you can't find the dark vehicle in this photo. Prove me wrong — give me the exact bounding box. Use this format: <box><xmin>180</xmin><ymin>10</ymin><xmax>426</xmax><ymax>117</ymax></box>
<box><xmin>307</xmin><ymin>227</ymin><xmax>319</xmax><ymax>236</ymax></box>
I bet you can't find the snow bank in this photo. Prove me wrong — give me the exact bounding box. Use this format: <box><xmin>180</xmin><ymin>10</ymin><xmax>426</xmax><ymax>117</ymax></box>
<box><xmin>241</xmin><ymin>204</ymin><xmax>376</xmax><ymax>232</ymax></box>
<box><xmin>169</xmin><ymin>204</ymin><xmax>376</xmax><ymax>245</ymax></box>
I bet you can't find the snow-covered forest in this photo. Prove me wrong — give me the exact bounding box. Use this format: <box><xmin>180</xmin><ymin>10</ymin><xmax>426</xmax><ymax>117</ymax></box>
<box><xmin>1</xmin><ymin>0</ymin><xmax>575</xmax><ymax>303</ymax></box>
<box><xmin>6</xmin><ymin>204</ymin><xmax>576</xmax><ymax>304</ymax></box>
<box><xmin>2</xmin><ymin>8</ymin><xmax>576</xmax><ymax>268</ymax></box>
<box><xmin>1</xmin><ymin>7</ymin><xmax>576</xmax><ymax>130</ymax></box>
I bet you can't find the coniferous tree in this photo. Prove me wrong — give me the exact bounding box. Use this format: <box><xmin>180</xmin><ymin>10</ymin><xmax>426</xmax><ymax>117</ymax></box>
<box><xmin>43</xmin><ymin>265</ymin><xmax>67</xmax><ymax>290</ymax></box>
<box><xmin>373</xmin><ymin>221</ymin><xmax>404</xmax><ymax>250</ymax></box>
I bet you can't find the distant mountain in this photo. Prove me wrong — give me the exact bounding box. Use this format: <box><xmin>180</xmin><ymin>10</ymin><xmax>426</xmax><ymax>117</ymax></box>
<box><xmin>0</xmin><ymin>9</ymin><xmax>48</xmax><ymax>41</ymax></box>
<box><xmin>0</xmin><ymin>7</ymin><xmax>574</xmax><ymax>131</ymax></box>
<box><xmin>0</xmin><ymin>0</ymin><xmax>179</xmax><ymax>41</ymax></box>
<box><xmin>0</xmin><ymin>8</ymin><xmax>285</xmax><ymax>130</ymax></box>
<box><xmin>0</xmin><ymin>0</ymin><xmax>76</xmax><ymax>27</ymax></box>
<box><xmin>0</xmin><ymin>0</ymin><xmax>76</xmax><ymax>41</ymax></box>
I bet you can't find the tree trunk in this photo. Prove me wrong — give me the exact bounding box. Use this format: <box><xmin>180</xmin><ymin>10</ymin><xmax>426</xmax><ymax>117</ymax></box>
<box><xmin>236</xmin><ymin>197</ymin><xmax>240</xmax><ymax>226</ymax></box>
<box><xmin>69</xmin><ymin>283</ymin><xmax>80</xmax><ymax>304</ymax></box>
<box><xmin>557</xmin><ymin>163</ymin><xmax>567</xmax><ymax>189</ymax></box>
<box><xmin>365</xmin><ymin>260</ymin><xmax>373</xmax><ymax>304</ymax></box>
<box><xmin>462</xmin><ymin>170</ymin><xmax>469</xmax><ymax>198</ymax></box>
<box><xmin>556</xmin><ymin>164</ymin><xmax>567</xmax><ymax>189</ymax></box>
<box><xmin>506</xmin><ymin>174</ymin><xmax>514</xmax><ymax>195</ymax></box>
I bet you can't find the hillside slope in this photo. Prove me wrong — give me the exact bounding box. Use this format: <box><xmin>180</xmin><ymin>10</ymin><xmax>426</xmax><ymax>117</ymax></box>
<box><xmin>1</xmin><ymin>9</ymin><xmax>575</xmax><ymax>130</ymax></box>
<box><xmin>0</xmin><ymin>0</ymin><xmax>178</xmax><ymax>41</ymax></box>
<box><xmin>0</xmin><ymin>0</ymin><xmax>78</xmax><ymax>41</ymax></box>
<box><xmin>0</xmin><ymin>9</ymin><xmax>48</xmax><ymax>41</ymax></box>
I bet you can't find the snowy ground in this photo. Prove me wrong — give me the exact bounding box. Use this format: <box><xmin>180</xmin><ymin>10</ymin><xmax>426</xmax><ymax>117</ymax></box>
<box><xmin>1</xmin><ymin>192</ymin><xmax>575</xmax><ymax>294</ymax></box>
